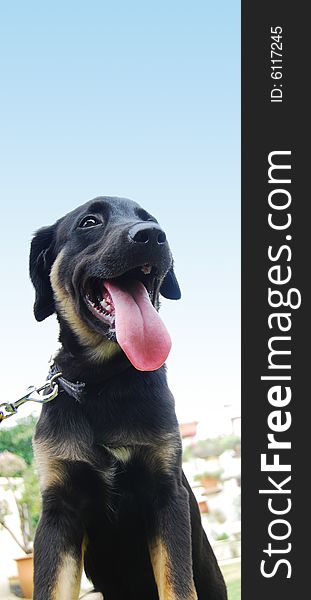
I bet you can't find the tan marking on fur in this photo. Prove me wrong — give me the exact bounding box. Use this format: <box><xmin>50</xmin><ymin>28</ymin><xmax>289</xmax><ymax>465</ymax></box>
<box><xmin>51</xmin><ymin>434</ymin><xmax>95</xmax><ymax>463</ymax></box>
<box><xmin>105</xmin><ymin>445</ymin><xmax>133</xmax><ymax>463</ymax></box>
<box><xmin>149</xmin><ymin>539</ymin><xmax>176</xmax><ymax>600</ymax></box>
<box><xmin>35</xmin><ymin>436</ymin><xmax>117</xmax><ymax>494</ymax></box>
<box><xmin>154</xmin><ymin>441</ymin><xmax>178</xmax><ymax>472</ymax></box>
<box><xmin>34</xmin><ymin>434</ymin><xmax>94</xmax><ymax>467</ymax></box>
<box><xmin>143</xmin><ymin>433</ymin><xmax>180</xmax><ymax>474</ymax></box>
<box><xmin>52</xmin><ymin>553</ymin><xmax>82</xmax><ymax>600</ymax></box>
<box><xmin>33</xmin><ymin>439</ymin><xmax>66</xmax><ymax>491</ymax></box>
<box><xmin>50</xmin><ymin>250</ymin><xmax>120</xmax><ymax>362</ymax></box>
<box><xmin>149</xmin><ymin>538</ymin><xmax>197</xmax><ymax>600</ymax></box>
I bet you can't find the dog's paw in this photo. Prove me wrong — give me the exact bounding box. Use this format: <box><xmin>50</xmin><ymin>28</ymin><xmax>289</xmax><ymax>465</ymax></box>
<box><xmin>80</xmin><ymin>592</ymin><xmax>104</xmax><ymax>600</ymax></box>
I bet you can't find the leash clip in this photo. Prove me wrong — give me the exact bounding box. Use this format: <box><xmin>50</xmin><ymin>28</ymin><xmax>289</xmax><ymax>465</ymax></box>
<box><xmin>0</xmin><ymin>372</ymin><xmax>62</xmax><ymax>423</ymax></box>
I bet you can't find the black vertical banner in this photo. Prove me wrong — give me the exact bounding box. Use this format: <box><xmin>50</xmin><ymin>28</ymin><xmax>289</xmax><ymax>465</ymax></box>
<box><xmin>242</xmin><ymin>1</ymin><xmax>309</xmax><ymax>598</ymax></box>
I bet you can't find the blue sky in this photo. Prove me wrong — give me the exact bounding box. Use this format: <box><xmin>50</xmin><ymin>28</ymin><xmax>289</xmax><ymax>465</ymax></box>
<box><xmin>0</xmin><ymin>1</ymin><xmax>240</xmax><ymax>433</ymax></box>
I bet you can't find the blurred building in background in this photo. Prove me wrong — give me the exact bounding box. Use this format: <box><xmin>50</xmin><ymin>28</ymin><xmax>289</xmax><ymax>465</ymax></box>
<box><xmin>180</xmin><ymin>406</ymin><xmax>241</xmax><ymax>562</ymax></box>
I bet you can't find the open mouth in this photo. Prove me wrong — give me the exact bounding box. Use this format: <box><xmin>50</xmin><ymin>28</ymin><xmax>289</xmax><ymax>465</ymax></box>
<box><xmin>83</xmin><ymin>264</ymin><xmax>155</xmax><ymax>330</ymax></box>
<box><xmin>81</xmin><ymin>264</ymin><xmax>171</xmax><ymax>372</ymax></box>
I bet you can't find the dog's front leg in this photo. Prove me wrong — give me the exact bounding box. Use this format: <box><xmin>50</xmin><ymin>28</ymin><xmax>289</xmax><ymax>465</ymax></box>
<box><xmin>149</xmin><ymin>483</ymin><xmax>198</xmax><ymax>600</ymax></box>
<box><xmin>33</xmin><ymin>488</ymin><xmax>84</xmax><ymax>600</ymax></box>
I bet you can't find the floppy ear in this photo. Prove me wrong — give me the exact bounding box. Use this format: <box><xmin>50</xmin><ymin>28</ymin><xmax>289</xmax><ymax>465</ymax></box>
<box><xmin>29</xmin><ymin>225</ymin><xmax>56</xmax><ymax>321</ymax></box>
<box><xmin>160</xmin><ymin>267</ymin><xmax>181</xmax><ymax>300</ymax></box>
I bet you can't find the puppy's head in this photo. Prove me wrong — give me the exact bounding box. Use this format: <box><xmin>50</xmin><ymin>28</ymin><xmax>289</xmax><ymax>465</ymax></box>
<box><xmin>30</xmin><ymin>197</ymin><xmax>181</xmax><ymax>370</ymax></box>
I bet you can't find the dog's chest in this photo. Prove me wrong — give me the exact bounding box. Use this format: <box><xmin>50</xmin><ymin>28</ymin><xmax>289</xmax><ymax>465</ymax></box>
<box><xmin>101</xmin><ymin>432</ymin><xmax>179</xmax><ymax>475</ymax></box>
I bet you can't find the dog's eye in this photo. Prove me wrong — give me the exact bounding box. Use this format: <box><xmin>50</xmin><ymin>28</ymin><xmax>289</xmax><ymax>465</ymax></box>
<box><xmin>78</xmin><ymin>216</ymin><xmax>101</xmax><ymax>228</ymax></box>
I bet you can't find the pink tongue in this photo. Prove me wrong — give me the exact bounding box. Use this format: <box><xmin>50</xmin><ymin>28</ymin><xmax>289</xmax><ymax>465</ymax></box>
<box><xmin>104</xmin><ymin>280</ymin><xmax>172</xmax><ymax>371</ymax></box>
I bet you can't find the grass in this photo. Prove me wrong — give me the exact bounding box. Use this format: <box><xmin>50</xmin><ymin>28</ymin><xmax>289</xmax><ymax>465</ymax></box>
<box><xmin>227</xmin><ymin>578</ymin><xmax>241</xmax><ymax>600</ymax></box>
<box><xmin>221</xmin><ymin>560</ymin><xmax>241</xmax><ymax>600</ymax></box>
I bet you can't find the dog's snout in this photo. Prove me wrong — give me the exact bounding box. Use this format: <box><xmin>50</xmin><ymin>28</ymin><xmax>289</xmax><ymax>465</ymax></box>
<box><xmin>128</xmin><ymin>223</ymin><xmax>167</xmax><ymax>246</ymax></box>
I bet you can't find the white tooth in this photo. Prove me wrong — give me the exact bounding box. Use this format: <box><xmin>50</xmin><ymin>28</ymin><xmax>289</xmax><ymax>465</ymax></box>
<box><xmin>141</xmin><ymin>264</ymin><xmax>152</xmax><ymax>274</ymax></box>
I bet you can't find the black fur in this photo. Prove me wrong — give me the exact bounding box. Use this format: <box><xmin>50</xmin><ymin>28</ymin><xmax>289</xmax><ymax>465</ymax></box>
<box><xmin>30</xmin><ymin>197</ymin><xmax>227</xmax><ymax>600</ymax></box>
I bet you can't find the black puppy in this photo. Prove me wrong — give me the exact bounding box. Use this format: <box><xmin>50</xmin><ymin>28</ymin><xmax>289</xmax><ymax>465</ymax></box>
<box><xmin>30</xmin><ymin>197</ymin><xmax>227</xmax><ymax>600</ymax></box>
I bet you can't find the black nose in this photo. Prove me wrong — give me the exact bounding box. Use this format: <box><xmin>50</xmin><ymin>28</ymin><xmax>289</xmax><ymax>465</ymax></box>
<box><xmin>128</xmin><ymin>222</ymin><xmax>167</xmax><ymax>246</ymax></box>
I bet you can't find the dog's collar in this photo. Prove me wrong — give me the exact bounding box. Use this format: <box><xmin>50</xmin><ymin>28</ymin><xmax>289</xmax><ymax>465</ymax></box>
<box><xmin>48</xmin><ymin>353</ymin><xmax>132</xmax><ymax>402</ymax></box>
<box><xmin>48</xmin><ymin>364</ymin><xmax>86</xmax><ymax>402</ymax></box>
